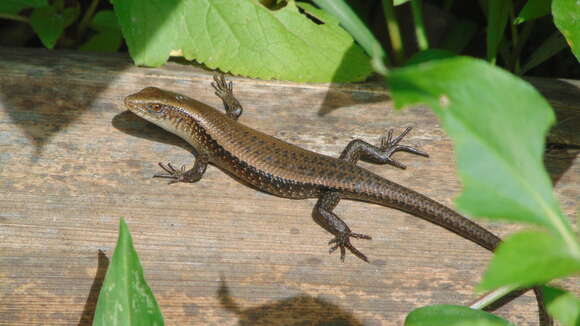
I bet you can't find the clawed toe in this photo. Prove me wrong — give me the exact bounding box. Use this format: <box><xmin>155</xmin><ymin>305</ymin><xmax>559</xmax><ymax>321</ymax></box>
<box><xmin>211</xmin><ymin>74</ymin><xmax>243</xmax><ymax>120</ymax></box>
<box><xmin>328</xmin><ymin>232</ymin><xmax>372</xmax><ymax>262</ymax></box>
<box><xmin>379</xmin><ymin>127</ymin><xmax>429</xmax><ymax>169</ymax></box>
<box><xmin>154</xmin><ymin>162</ymin><xmax>186</xmax><ymax>184</ymax></box>
<box><xmin>212</xmin><ymin>73</ymin><xmax>233</xmax><ymax>96</ymax></box>
<box><xmin>395</xmin><ymin>145</ymin><xmax>429</xmax><ymax>157</ymax></box>
<box><xmin>351</xmin><ymin>232</ymin><xmax>372</xmax><ymax>240</ymax></box>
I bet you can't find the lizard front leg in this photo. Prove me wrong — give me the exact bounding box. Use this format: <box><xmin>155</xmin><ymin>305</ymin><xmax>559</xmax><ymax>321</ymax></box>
<box><xmin>212</xmin><ymin>74</ymin><xmax>243</xmax><ymax>120</ymax></box>
<box><xmin>313</xmin><ymin>191</ymin><xmax>372</xmax><ymax>262</ymax></box>
<box><xmin>340</xmin><ymin>127</ymin><xmax>428</xmax><ymax>169</ymax></box>
<box><xmin>154</xmin><ymin>152</ymin><xmax>209</xmax><ymax>184</ymax></box>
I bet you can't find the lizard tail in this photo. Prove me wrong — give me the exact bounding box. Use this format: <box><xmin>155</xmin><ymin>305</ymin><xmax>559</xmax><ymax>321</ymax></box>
<box><xmin>364</xmin><ymin>180</ymin><xmax>501</xmax><ymax>252</ymax></box>
<box><xmin>364</xmin><ymin>181</ymin><xmax>553</xmax><ymax>325</ymax></box>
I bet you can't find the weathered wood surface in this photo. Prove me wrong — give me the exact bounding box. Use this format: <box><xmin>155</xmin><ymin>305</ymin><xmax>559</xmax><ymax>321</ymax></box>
<box><xmin>0</xmin><ymin>47</ymin><xmax>577</xmax><ymax>325</ymax></box>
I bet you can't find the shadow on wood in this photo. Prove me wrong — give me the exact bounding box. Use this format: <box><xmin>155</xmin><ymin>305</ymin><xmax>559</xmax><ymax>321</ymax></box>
<box><xmin>218</xmin><ymin>277</ymin><xmax>364</xmax><ymax>326</ymax></box>
<box><xmin>0</xmin><ymin>48</ymin><xmax>129</xmax><ymax>160</ymax></box>
<box><xmin>78</xmin><ymin>250</ymin><xmax>109</xmax><ymax>326</ymax></box>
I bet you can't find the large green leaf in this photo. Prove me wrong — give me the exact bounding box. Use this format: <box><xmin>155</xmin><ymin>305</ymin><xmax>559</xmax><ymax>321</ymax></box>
<box><xmin>112</xmin><ymin>0</ymin><xmax>372</xmax><ymax>82</ymax></box>
<box><xmin>388</xmin><ymin>58</ymin><xmax>580</xmax><ymax>283</ymax></box>
<box><xmin>552</xmin><ymin>0</ymin><xmax>580</xmax><ymax>61</ymax></box>
<box><xmin>405</xmin><ymin>304</ymin><xmax>513</xmax><ymax>326</ymax></box>
<box><xmin>479</xmin><ymin>231</ymin><xmax>580</xmax><ymax>290</ymax></box>
<box><xmin>543</xmin><ymin>286</ymin><xmax>580</xmax><ymax>326</ymax></box>
<box><xmin>93</xmin><ymin>218</ymin><xmax>164</xmax><ymax>326</ymax></box>
<box><xmin>389</xmin><ymin>57</ymin><xmax>570</xmax><ymax>229</ymax></box>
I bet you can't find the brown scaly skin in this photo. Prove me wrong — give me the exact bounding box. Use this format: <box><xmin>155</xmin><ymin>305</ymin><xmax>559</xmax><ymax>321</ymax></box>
<box><xmin>124</xmin><ymin>74</ymin><xmax>551</xmax><ymax>325</ymax></box>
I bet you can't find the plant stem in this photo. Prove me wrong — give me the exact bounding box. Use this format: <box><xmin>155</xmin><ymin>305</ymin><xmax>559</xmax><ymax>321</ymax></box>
<box><xmin>0</xmin><ymin>13</ymin><xmax>29</xmax><ymax>23</ymax></box>
<box><xmin>469</xmin><ymin>285</ymin><xmax>518</xmax><ymax>310</ymax></box>
<box><xmin>77</xmin><ymin>0</ymin><xmax>100</xmax><ymax>38</ymax></box>
<box><xmin>312</xmin><ymin>0</ymin><xmax>390</xmax><ymax>74</ymax></box>
<box><xmin>411</xmin><ymin>0</ymin><xmax>429</xmax><ymax>51</ymax></box>
<box><xmin>382</xmin><ymin>0</ymin><xmax>405</xmax><ymax>65</ymax></box>
<box><xmin>507</xmin><ymin>7</ymin><xmax>519</xmax><ymax>71</ymax></box>
<box><xmin>512</xmin><ymin>20</ymin><xmax>535</xmax><ymax>75</ymax></box>
<box><xmin>541</xmin><ymin>201</ymin><xmax>580</xmax><ymax>259</ymax></box>
<box><xmin>509</xmin><ymin>10</ymin><xmax>518</xmax><ymax>46</ymax></box>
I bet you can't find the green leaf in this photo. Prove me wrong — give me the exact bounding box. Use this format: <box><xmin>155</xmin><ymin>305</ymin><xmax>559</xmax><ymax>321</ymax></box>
<box><xmin>521</xmin><ymin>31</ymin><xmax>567</xmax><ymax>74</ymax></box>
<box><xmin>112</xmin><ymin>0</ymin><xmax>372</xmax><ymax>82</ymax></box>
<box><xmin>93</xmin><ymin>218</ymin><xmax>164</xmax><ymax>326</ymax></box>
<box><xmin>404</xmin><ymin>49</ymin><xmax>456</xmax><ymax>66</ymax></box>
<box><xmin>0</xmin><ymin>0</ymin><xmax>46</xmax><ymax>14</ymax></box>
<box><xmin>80</xmin><ymin>10</ymin><xmax>122</xmax><ymax>52</ymax></box>
<box><xmin>441</xmin><ymin>19</ymin><xmax>478</xmax><ymax>53</ymax></box>
<box><xmin>89</xmin><ymin>10</ymin><xmax>121</xmax><ymax>32</ymax></box>
<box><xmin>514</xmin><ymin>0</ymin><xmax>552</xmax><ymax>24</ymax></box>
<box><xmin>479</xmin><ymin>231</ymin><xmax>580</xmax><ymax>290</ymax></box>
<box><xmin>62</xmin><ymin>4</ymin><xmax>80</xmax><ymax>28</ymax></box>
<box><xmin>388</xmin><ymin>57</ymin><xmax>572</xmax><ymax>230</ymax></box>
<box><xmin>81</xmin><ymin>30</ymin><xmax>123</xmax><ymax>52</ymax></box>
<box><xmin>405</xmin><ymin>304</ymin><xmax>514</xmax><ymax>326</ymax></box>
<box><xmin>394</xmin><ymin>0</ymin><xmax>412</xmax><ymax>5</ymax></box>
<box><xmin>487</xmin><ymin>0</ymin><xmax>511</xmax><ymax>63</ymax></box>
<box><xmin>30</xmin><ymin>5</ymin><xmax>66</xmax><ymax>49</ymax></box>
<box><xmin>552</xmin><ymin>0</ymin><xmax>580</xmax><ymax>61</ymax></box>
<box><xmin>543</xmin><ymin>286</ymin><xmax>580</xmax><ymax>326</ymax></box>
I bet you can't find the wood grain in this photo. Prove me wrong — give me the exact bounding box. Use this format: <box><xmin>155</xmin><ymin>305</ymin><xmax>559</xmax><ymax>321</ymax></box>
<box><xmin>0</xmin><ymin>47</ymin><xmax>578</xmax><ymax>326</ymax></box>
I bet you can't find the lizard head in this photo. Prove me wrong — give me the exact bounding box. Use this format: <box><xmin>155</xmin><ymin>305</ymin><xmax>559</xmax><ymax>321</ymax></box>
<box><xmin>125</xmin><ymin>87</ymin><xmax>191</xmax><ymax>121</ymax></box>
<box><xmin>124</xmin><ymin>87</ymin><xmax>212</xmax><ymax>137</ymax></box>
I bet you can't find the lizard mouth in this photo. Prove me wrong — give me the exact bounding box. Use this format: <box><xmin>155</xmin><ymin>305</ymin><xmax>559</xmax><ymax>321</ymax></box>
<box><xmin>123</xmin><ymin>92</ymin><xmax>145</xmax><ymax>114</ymax></box>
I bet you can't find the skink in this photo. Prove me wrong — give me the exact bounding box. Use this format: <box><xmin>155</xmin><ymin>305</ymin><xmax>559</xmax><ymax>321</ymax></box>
<box><xmin>124</xmin><ymin>74</ymin><xmax>549</xmax><ymax>324</ymax></box>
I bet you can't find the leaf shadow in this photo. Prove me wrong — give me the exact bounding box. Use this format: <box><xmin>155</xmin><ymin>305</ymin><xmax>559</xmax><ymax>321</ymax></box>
<box><xmin>78</xmin><ymin>250</ymin><xmax>110</xmax><ymax>326</ymax></box>
<box><xmin>0</xmin><ymin>48</ymin><xmax>129</xmax><ymax>161</ymax></box>
<box><xmin>217</xmin><ymin>277</ymin><xmax>364</xmax><ymax>326</ymax></box>
<box><xmin>525</xmin><ymin>78</ymin><xmax>580</xmax><ymax>185</ymax></box>
<box><xmin>544</xmin><ymin>107</ymin><xmax>579</xmax><ymax>185</ymax></box>
<box><xmin>318</xmin><ymin>46</ymin><xmax>389</xmax><ymax>117</ymax></box>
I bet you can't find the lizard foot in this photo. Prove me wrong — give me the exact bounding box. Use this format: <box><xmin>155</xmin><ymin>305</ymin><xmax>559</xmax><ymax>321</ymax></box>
<box><xmin>379</xmin><ymin>127</ymin><xmax>429</xmax><ymax>169</ymax></box>
<box><xmin>212</xmin><ymin>73</ymin><xmax>243</xmax><ymax>119</ymax></box>
<box><xmin>153</xmin><ymin>162</ymin><xmax>195</xmax><ymax>184</ymax></box>
<box><xmin>328</xmin><ymin>232</ymin><xmax>372</xmax><ymax>262</ymax></box>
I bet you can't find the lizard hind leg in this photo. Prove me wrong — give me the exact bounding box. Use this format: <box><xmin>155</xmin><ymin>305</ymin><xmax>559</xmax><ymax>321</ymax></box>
<box><xmin>313</xmin><ymin>191</ymin><xmax>372</xmax><ymax>262</ymax></box>
<box><xmin>339</xmin><ymin>127</ymin><xmax>429</xmax><ymax>169</ymax></box>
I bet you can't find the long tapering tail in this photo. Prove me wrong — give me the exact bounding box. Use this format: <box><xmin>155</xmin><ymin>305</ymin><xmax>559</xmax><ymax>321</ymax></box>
<box><xmin>380</xmin><ymin>186</ymin><xmax>500</xmax><ymax>251</ymax></box>
<box><xmin>362</xmin><ymin>179</ymin><xmax>551</xmax><ymax>325</ymax></box>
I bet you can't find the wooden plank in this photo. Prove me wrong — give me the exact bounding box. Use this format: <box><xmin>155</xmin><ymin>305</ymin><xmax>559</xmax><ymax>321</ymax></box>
<box><xmin>0</xmin><ymin>47</ymin><xmax>577</xmax><ymax>325</ymax></box>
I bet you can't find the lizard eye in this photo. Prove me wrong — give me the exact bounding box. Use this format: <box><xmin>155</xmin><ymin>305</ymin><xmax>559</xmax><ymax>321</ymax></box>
<box><xmin>148</xmin><ymin>103</ymin><xmax>163</xmax><ymax>112</ymax></box>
